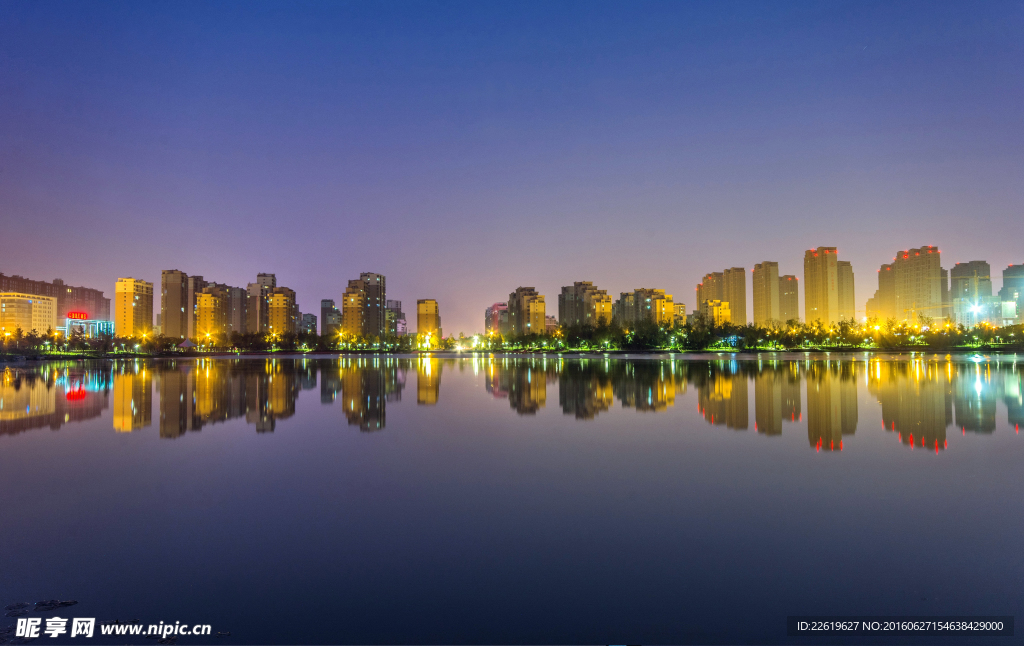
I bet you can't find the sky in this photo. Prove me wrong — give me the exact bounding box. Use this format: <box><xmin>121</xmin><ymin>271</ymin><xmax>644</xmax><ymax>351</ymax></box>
<box><xmin>1</xmin><ymin>0</ymin><xmax>1022</xmax><ymax>334</ymax></box>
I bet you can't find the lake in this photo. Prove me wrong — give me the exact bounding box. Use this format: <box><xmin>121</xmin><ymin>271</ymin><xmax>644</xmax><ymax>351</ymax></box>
<box><xmin>1</xmin><ymin>354</ymin><xmax>1021</xmax><ymax>644</ymax></box>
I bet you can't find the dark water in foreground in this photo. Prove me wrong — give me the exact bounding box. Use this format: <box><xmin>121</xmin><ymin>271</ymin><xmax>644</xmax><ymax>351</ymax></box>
<box><xmin>1</xmin><ymin>354</ymin><xmax>1022</xmax><ymax>645</ymax></box>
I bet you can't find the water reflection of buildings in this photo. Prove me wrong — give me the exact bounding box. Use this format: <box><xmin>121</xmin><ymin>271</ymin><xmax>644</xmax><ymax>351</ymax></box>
<box><xmin>112</xmin><ymin>363</ymin><xmax>152</xmax><ymax>432</ymax></box>
<box><xmin>1</xmin><ymin>364</ymin><xmax>110</xmax><ymax>436</ymax></box>
<box><xmin>558</xmin><ymin>361</ymin><xmax>614</xmax><ymax>419</ymax></box>
<box><xmin>417</xmin><ymin>357</ymin><xmax>441</xmax><ymax>406</ymax></box>
<box><xmin>692</xmin><ymin>362</ymin><xmax>749</xmax><ymax>429</ymax></box>
<box><xmin>320</xmin><ymin>358</ymin><xmax>405</xmax><ymax>431</ymax></box>
<box><xmin>753</xmin><ymin>362</ymin><xmax>801</xmax><ymax>435</ymax></box>
<box><xmin>868</xmin><ymin>360</ymin><xmax>951</xmax><ymax>452</ymax></box>
<box><xmin>158</xmin><ymin>359</ymin><xmax>316</xmax><ymax>437</ymax></box>
<box><xmin>952</xmin><ymin>362</ymin><xmax>997</xmax><ymax>434</ymax></box>
<box><xmin>614</xmin><ymin>361</ymin><xmax>687</xmax><ymax>413</ymax></box>
<box><xmin>805</xmin><ymin>362</ymin><xmax>858</xmax><ymax>451</ymax></box>
<box><xmin>485</xmin><ymin>358</ymin><xmax>552</xmax><ymax>415</ymax></box>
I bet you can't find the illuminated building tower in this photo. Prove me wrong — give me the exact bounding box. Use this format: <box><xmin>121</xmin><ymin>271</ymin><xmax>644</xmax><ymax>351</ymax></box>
<box><xmin>950</xmin><ymin>261</ymin><xmax>997</xmax><ymax>326</ymax></box>
<box><xmin>0</xmin><ymin>293</ymin><xmax>57</xmax><ymax>335</ymax></box>
<box><xmin>184</xmin><ymin>275</ymin><xmax>207</xmax><ymax>339</ymax></box>
<box><xmin>673</xmin><ymin>303</ymin><xmax>688</xmax><ymax>327</ymax></box>
<box><xmin>805</xmin><ymin>362</ymin><xmax>858</xmax><ymax>451</ymax></box>
<box><xmin>999</xmin><ymin>264</ymin><xmax>1024</xmax><ymax>324</ymax></box>
<box><xmin>321</xmin><ymin>298</ymin><xmax>342</xmax><ymax>335</ymax></box>
<box><xmin>752</xmin><ymin>262</ymin><xmax>780</xmax><ymax>326</ymax></box>
<box><xmin>321</xmin><ymin>299</ymin><xmax>341</xmax><ymax>337</ymax></box>
<box><xmin>866</xmin><ymin>263</ymin><xmax>896</xmax><ymax>321</ymax></box>
<box><xmin>195</xmin><ymin>286</ymin><xmax>230</xmax><ymax>338</ymax></box>
<box><xmin>699</xmin><ymin>299</ymin><xmax>731</xmax><ymax>326</ymax></box>
<box><xmin>508</xmin><ymin>287</ymin><xmax>545</xmax><ymax>336</ymax></box>
<box><xmin>160</xmin><ymin>270</ymin><xmax>189</xmax><ymax>339</ymax></box>
<box><xmin>299</xmin><ymin>313</ymin><xmax>317</xmax><ymax>334</ymax></box>
<box><xmin>696</xmin><ymin>272</ymin><xmax>724</xmax><ymax>318</ymax></box>
<box><xmin>837</xmin><ymin>261</ymin><xmax>855</xmax><ymax>321</ymax></box>
<box><xmin>723</xmin><ymin>268</ymin><xmax>747</xmax><ymax>325</ymax></box>
<box><xmin>385</xmin><ymin>300</ymin><xmax>404</xmax><ymax>336</ymax></box>
<box><xmin>613</xmin><ymin>288</ymin><xmax>673</xmax><ymax>326</ymax></box>
<box><xmin>558</xmin><ymin>281</ymin><xmax>613</xmax><ymax>327</ymax></box>
<box><xmin>891</xmin><ymin>246</ymin><xmax>943</xmax><ymax>323</ymax></box>
<box><xmin>341</xmin><ymin>273</ymin><xmax>387</xmax><ymax>339</ymax></box>
<box><xmin>112</xmin><ymin>365</ymin><xmax>152</xmax><ymax>432</ymax></box>
<box><xmin>0</xmin><ymin>273</ymin><xmax>110</xmax><ymax>327</ymax></box>
<box><xmin>114</xmin><ymin>277</ymin><xmax>153</xmax><ymax>337</ymax></box>
<box><xmin>225</xmin><ymin>286</ymin><xmax>248</xmax><ymax>334</ymax></box>
<box><xmin>267</xmin><ymin>287</ymin><xmax>298</xmax><ymax>335</ymax></box>
<box><xmin>941</xmin><ymin>268</ymin><xmax>951</xmax><ymax>320</ymax></box>
<box><xmin>484</xmin><ymin>302</ymin><xmax>508</xmax><ymax>335</ymax></box>
<box><xmin>778</xmin><ymin>275</ymin><xmax>799</xmax><ymax>323</ymax></box>
<box><xmin>803</xmin><ymin>247</ymin><xmax>840</xmax><ymax>324</ymax></box>
<box><xmin>417</xmin><ymin>299</ymin><xmax>442</xmax><ymax>340</ymax></box>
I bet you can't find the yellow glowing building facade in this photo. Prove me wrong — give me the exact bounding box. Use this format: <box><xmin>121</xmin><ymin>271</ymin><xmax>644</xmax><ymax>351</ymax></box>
<box><xmin>195</xmin><ymin>287</ymin><xmax>230</xmax><ymax>338</ymax></box>
<box><xmin>0</xmin><ymin>292</ymin><xmax>57</xmax><ymax>335</ymax></box>
<box><xmin>416</xmin><ymin>299</ymin><xmax>441</xmax><ymax>339</ymax></box>
<box><xmin>700</xmin><ymin>299</ymin><xmax>732</xmax><ymax>326</ymax></box>
<box><xmin>114</xmin><ymin>278</ymin><xmax>154</xmax><ymax>338</ymax></box>
<box><xmin>508</xmin><ymin>287</ymin><xmax>546</xmax><ymax>336</ymax></box>
<box><xmin>267</xmin><ymin>287</ymin><xmax>297</xmax><ymax>335</ymax></box>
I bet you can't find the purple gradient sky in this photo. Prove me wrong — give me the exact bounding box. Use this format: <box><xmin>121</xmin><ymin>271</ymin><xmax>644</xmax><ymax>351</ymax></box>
<box><xmin>1</xmin><ymin>1</ymin><xmax>1022</xmax><ymax>333</ymax></box>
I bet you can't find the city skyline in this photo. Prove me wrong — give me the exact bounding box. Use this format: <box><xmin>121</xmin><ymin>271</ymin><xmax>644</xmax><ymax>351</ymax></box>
<box><xmin>2</xmin><ymin>3</ymin><xmax>1022</xmax><ymax>334</ymax></box>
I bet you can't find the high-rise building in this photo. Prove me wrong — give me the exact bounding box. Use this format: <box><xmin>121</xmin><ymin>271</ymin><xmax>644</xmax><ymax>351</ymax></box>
<box><xmin>225</xmin><ymin>286</ymin><xmax>248</xmax><ymax>335</ymax></box>
<box><xmin>950</xmin><ymin>261</ymin><xmax>998</xmax><ymax>327</ymax></box>
<box><xmin>341</xmin><ymin>273</ymin><xmax>386</xmax><ymax>339</ymax></box>
<box><xmin>195</xmin><ymin>286</ymin><xmax>230</xmax><ymax>338</ymax></box>
<box><xmin>0</xmin><ymin>293</ymin><xmax>57</xmax><ymax>335</ymax></box>
<box><xmin>114</xmin><ymin>278</ymin><xmax>153</xmax><ymax>337</ymax></box>
<box><xmin>866</xmin><ymin>263</ymin><xmax>896</xmax><ymax>321</ymax></box>
<box><xmin>385</xmin><ymin>300</ymin><xmax>405</xmax><ymax>337</ymax></box>
<box><xmin>613</xmin><ymin>288</ymin><xmax>674</xmax><ymax>326</ymax></box>
<box><xmin>696</xmin><ymin>272</ymin><xmax>724</xmax><ymax>313</ymax></box>
<box><xmin>484</xmin><ymin>302</ymin><xmax>508</xmax><ymax>336</ymax></box>
<box><xmin>321</xmin><ymin>299</ymin><xmax>341</xmax><ymax>337</ymax></box>
<box><xmin>779</xmin><ymin>275</ymin><xmax>799</xmax><ymax>323</ymax></box>
<box><xmin>558</xmin><ymin>281</ymin><xmax>612</xmax><ymax>327</ymax></box>
<box><xmin>837</xmin><ymin>260</ymin><xmax>855</xmax><ymax>321</ymax></box>
<box><xmin>299</xmin><ymin>313</ymin><xmax>317</xmax><ymax>335</ymax></box>
<box><xmin>246</xmin><ymin>282</ymin><xmax>270</xmax><ymax>335</ymax></box>
<box><xmin>160</xmin><ymin>270</ymin><xmax>189</xmax><ymax>339</ymax></box>
<box><xmin>700</xmin><ymin>299</ymin><xmax>731</xmax><ymax>326</ymax></box>
<box><xmin>268</xmin><ymin>287</ymin><xmax>298</xmax><ymax>335</ymax></box>
<box><xmin>185</xmin><ymin>275</ymin><xmax>207</xmax><ymax>339</ymax></box>
<box><xmin>508</xmin><ymin>287</ymin><xmax>545</xmax><ymax>336</ymax></box>
<box><xmin>1000</xmin><ymin>264</ymin><xmax>1024</xmax><ymax>324</ymax></box>
<box><xmin>417</xmin><ymin>299</ymin><xmax>441</xmax><ymax>338</ymax></box>
<box><xmin>723</xmin><ymin>268</ymin><xmax>746</xmax><ymax>325</ymax></box>
<box><xmin>0</xmin><ymin>273</ymin><xmax>110</xmax><ymax>327</ymax></box>
<box><xmin>888</xmin><ymin>246</ymin><xmax>944</xmax><ymax>323</ymax></box>
<box><xmin>803</xmin><ymin>247</ymin><xmax>842</xmax><ymax>324</ymax></box>
<box><xmin>256</xmin><ymin>273</ymin><xmax>277</xmax><ymax>289</ymax></box>
<box><xmin>673</xmin><ymin>303</ymin><xmax>688</xmax><ymax>327</ymax></box>
<box><xmin>752</xmin><ymin>262</ymin><xmax>780</xmax><ymax>326</ymax></box>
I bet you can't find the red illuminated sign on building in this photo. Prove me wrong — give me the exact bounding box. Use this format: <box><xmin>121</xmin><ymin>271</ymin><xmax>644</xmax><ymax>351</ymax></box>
<box><xmin>67</xmin><ymin>312</ymin><xmax>88</xmax><ymax>320</ymax></box>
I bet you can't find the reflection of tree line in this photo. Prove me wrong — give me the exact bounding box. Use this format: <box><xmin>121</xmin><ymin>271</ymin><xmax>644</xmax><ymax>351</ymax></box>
<box><xmin>2</xmin><ymin>358</ymin><xmax>1022</xmax><ymax>447</ymax></box>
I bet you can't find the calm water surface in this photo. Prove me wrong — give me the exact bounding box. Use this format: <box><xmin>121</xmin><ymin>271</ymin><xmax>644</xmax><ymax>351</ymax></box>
<box><xmin>1</xmin><ymin>354</ymin><xmax>1022</xmax><ymax>644</ymax></box>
